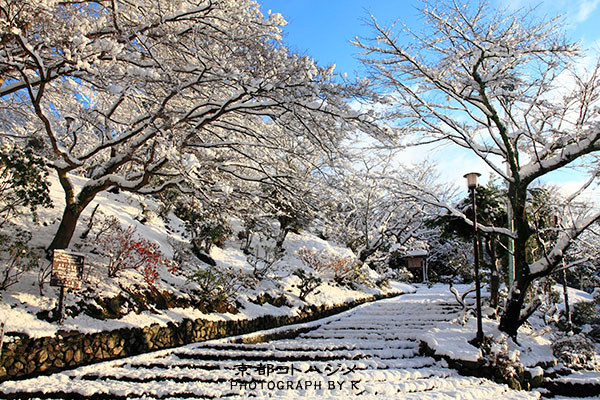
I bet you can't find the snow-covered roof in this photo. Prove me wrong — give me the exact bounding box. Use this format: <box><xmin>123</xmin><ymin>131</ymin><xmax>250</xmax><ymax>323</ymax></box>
<box><xmin>406</xmin><ymin>250</ymin><xmax>427</xmax><ymax>257</ymax></box>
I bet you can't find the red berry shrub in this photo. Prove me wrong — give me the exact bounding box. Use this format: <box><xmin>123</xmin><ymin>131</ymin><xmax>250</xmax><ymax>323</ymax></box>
<box><xmin>95</xmin><ymin>217</ymin><xmax>177</xmax><ymax>285</ymax></box>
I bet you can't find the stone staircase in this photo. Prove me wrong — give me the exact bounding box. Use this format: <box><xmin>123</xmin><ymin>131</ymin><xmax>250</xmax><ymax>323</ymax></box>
<box><xmin>0</xmin><ymin>287</ymin><xmax>539</xmax><ymax>399</ymax></box>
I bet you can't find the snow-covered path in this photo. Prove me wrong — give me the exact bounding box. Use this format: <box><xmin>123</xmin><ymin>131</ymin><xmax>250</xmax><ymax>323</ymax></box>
<box><xmin>0</xmin><ymin>286</ymin><xmax>539</xmax><ymax>399</ymax></box>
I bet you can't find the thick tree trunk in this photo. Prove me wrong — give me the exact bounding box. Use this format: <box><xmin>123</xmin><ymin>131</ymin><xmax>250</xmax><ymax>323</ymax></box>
<box><xmin>359</xmin><ymin>246</ymin><xmax>377</xmax><ymax>263</ymax></box>
<box><xmin>47</xmin><ymin>175</ymin><xmax>101</xmax><ymax>253</ymax></box>
<box><xmin>499</xmin><ymin>273</ymin><xmax>533</xmax><ymax>338</ymax></box>
<box><xmin>275</xmin><ymin>228</ymin><xmax>289</xmax><ymax>251</ymax></box>
<box><xmin>47</xmin><ymin>204</ymin><xmax>84</xmax><ymax>251</ymax></box>
<box><xmin>498</xmin><ymin>183</ymin><xmax>535</xmax><ymax>337</ymax></box>
<box><xmin>275</xmin><ymin>214</ymin><xmax>295</xmax><ymax>251</ymax></box>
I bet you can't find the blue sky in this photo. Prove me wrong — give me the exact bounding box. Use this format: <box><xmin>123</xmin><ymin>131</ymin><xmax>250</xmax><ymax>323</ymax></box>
<box><xmin>258</xmin><ymin>0</ymin><xmax>600</xmax><ymax>80</ymax></box>
<box><xmin>258</xmin><ymin>1</ymin><xmax>424</xmax><ymax>78</ymax></box>
<box><xmin>257</xmin><ymin>0</ymin><xmax>600</xmax><ymax>196</ymax></box>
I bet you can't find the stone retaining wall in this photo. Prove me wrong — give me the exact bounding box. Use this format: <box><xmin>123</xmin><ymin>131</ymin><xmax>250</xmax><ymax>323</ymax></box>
<box><xmin>0</xmin><ymin>293</ymin><xmax>399</xmax><ymax>382</ymax></box>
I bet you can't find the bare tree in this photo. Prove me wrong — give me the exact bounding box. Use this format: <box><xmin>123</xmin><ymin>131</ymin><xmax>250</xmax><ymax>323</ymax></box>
<box><xmin>355</xmin><ymin>0</ymin><xmax>600</xmax><ymax>337</ymax></box>
<box><xmin>0</xmin><ymin>0</ymin><xmax>377</xmax><ymax>252</ymax></box>
<box><xmin>322</xmin><ymin>157</ymin><xmax>445</xmax><ymax>266</ymax></box>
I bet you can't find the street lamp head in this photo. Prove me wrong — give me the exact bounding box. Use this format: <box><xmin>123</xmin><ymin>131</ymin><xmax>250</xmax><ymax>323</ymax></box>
<box><xmin>463</xmin><ymin>172</ymin><xmax>481</xmax><ymax>189</ymax></box>
<box><xmin>65</xmin><ymin>116</ymin><xmax>75</xmax><ymax>130</ymax></box>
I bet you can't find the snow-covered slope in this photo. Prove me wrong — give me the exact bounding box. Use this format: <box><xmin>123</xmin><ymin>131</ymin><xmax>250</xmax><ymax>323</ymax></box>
<box><xmin>0</xmin><ymin>173</ymin><xmax>406</xmax><ymax>341</ymax></box>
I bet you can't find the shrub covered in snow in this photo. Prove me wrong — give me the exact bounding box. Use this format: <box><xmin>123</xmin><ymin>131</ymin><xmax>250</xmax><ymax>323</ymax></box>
<box><xmin>390</xmin><ymin>267</ymin><xmax>414</xmax><ymax>282</ymax></box>
<box><xmin>246</xmin><ymin>244</ymin><xmax>282</xmax><ymax>280</ymax></box>
<box><xmin>552</xmin><ymin>333</ymin><xmax>598</xmax><ymax>369</ymax></box>
<box><xmin>186</xmin><ymin>266</ymin><xmax>253</xmax><ymax>312</ymax></box>
<box><xmin>175</xmin><ymin>201</ymin><xmax>232</xmax><ymax>254</ymax></box>
<box><xmin>571</xmin><ymin>301</ymin><xmax>600</xmax><ymax>327</ymax></box>
<box><xmin>296</xmin><ymin>247</ymin><xmax>374</xmax><ymax>288</ymax></box>
<box><xmin>292</xmin><ymin>269</ymin><xmax>322</xmax><ymax>300</ymax></box>
<box><xmin>156</xmin><ymin>188</ymin><xmax>183</xmax><ymax>219</ymax></box>
<box><xmin>482</xmin><ymin>335</ymin><xmax>524</xmax><ymax>386</ymax></box>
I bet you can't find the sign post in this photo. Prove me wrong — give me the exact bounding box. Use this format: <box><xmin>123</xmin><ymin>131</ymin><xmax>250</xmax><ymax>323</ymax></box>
<box><xmin>50</xmin><ymin>250</ymin><xmax>84</xmax><ymax>324</ymax></box>
<box><xmin>0</xmin><ymin>321</ymin><xmax>4</xmax><ymax>358</ymax></box>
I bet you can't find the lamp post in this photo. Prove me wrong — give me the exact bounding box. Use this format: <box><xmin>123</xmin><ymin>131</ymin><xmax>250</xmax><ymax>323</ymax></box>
<box><xmin>464</xmin><ymin>172</ymin><xmax>484</xmax><ymax>345</ymax></box>
<box><xmin>65</xmin><ymin>115</ymin><xmax>74</xmax><ymax>129</ymax></box>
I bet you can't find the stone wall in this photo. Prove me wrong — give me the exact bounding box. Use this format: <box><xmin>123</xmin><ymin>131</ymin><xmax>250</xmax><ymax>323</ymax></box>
<box><xmin>0</xmin><ymin>293</ymin><xmax>399</xmax><ymax>382</ymax></box>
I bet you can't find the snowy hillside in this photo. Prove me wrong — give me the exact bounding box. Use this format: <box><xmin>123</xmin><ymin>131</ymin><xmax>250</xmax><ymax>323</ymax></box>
<box><xmin>0</xmin><ymin>173</ymin><xmax>408</xmax><ymax>341</ymax></box>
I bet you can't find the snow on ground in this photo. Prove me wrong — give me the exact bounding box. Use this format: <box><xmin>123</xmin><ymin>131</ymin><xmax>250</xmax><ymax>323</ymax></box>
<box><xmin>0</xmin><ymin>286</ymin><xmax>540</xmax><ymax>400</ymax></box>
<box><xmin>421</xmin><ymin>283</ymin><xmax>600</xmax><ymax>371</ymax></box>
<box><xmin>551</xmin><ymin>369</ymin><xmax>600</xmax><ymax>384</ymax></box>
<box><xmin>418</xmin><ymin>284</ymin><xmax>555</xmax><ymax>367</ymax></box>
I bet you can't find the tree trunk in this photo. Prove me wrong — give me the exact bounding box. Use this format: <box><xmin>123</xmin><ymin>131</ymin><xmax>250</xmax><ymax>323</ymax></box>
<box><xmin>499</xmin><ymin>184</ymin><xmax>533</xmax><ymax>338</ymax></box>
<box><xmin>359</xmin><ymin>246</ymin><xmax>377</xmax><ymax>262</ymax></box>
<box><xmin>79</xmin><ymin>204</ymin><xmax>99</xmax><ymax>240</ymax></box>
<box><xmin>47</xmin><ymin>179</ymin><xmax>100</xmax><ymax>253</ymax></box>
<box><xmin>499</xmin><ymin>273</ymin><xmax>533</xmax><ymax>338</ymax></box>
<box><xmin>47</xmin><ymin>203</ymin><xmax>84</xmax><ymax>252</ymax></box>
<box><xmin>275</xmin><ymin>213</ymin><xmax>295</xmax><ymax>251</ymax></box>
<box><xmin>562</xmin><ymin>265</ymin><xmax>572</xmax><ymax>332</ymax></box>
<box><xmin>275</xmin><ymin>228</ymin><xmax>289</xmax><ymax>251</ymax></box>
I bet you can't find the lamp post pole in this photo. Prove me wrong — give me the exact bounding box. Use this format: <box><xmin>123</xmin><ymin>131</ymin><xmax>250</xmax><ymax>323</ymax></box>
<box><xmin>464</xmin><ymin>172</ymin><xmax>484</xmax><ymax>345</ymax></box>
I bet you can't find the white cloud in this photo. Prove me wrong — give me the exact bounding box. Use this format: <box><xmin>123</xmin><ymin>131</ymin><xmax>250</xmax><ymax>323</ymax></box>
<box><xmin>495</xmin><ymin>0</ymin><xmax>565</xmax><ymax>13</ymax></box>
<box><xmin>493</xmin><ymin>0</ymin><xmax>600</xmax><ymax>32</ymax></box>
<box><xmin>555</xmin><ymin>179</ymin><xmax>600</xmax><ymax>209</ymax></box>
<box><xmin>393</xmin><ymin>142</ymin><xmax>498</xmax><ymax>195</ymax></box>
<box><xmin>576</xmin><ymin>0</ymin><xmax>600</xmax><ymax>22</ymax></box>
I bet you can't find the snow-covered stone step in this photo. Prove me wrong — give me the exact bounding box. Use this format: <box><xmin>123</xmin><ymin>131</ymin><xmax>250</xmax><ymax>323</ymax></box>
<box><xmin>86</xmin><ymin>368</ymin><xmax>456</xmax><ymax>389</ymax></box>
<box><xmin>0</xmin><ymin>376</ymin><xmax>235</xmax><ymax>399</ymax></box>
<box><xmin>315</xmin><ymin>313</ymin><xmax>463</xmax><ymax>322</ymax></box>
<box><xmin>185</xmin><ymin>341</ymin><xmax>418</xmax><ymax>353</ymax></box>
<box><xmin>0</xmin><ymin>378</ymin><xmax>523</xmax><ymax>400</ymax></box>
<box><xmin>118</xmin><ymin>355</ymin><xmax>439</xmax><ymax>374</ymax></box>
<box><xmin>0</xmin><ymin>366</ymin><xmax>468</xmax><ymax>399</ymax></box>
<box><xmin>298</xmin><ymin>332</ymin><xmax>437</xmax><ymax>341</ymax></box>
<box><xmin>363</xmin><ymin>378</ymin><xmax>537</xmax><ymax>400</ymax></box>
<box><xmin>276</xmin><ymin>338</ymin><xmax>418</xmax><ymax>348</ymax></box>
<box><xmin>131</xmin><ymin>357</ymin><xmax>441</xmax><ymax>375</ymax></box>
<box><xmin>171</xmin><ymin>350</ymin><xmax>368</xmax><ymax>362</ymax></box>
<box><xmin>343</xmin><ymin>305</ymin><xmax>465</xmax><ymax>314</ymax></box>
<box><xmin>543</xmin><ymin>369</ymin><xmax>600</xmax><ymax>397</ymax></box>
<box><xmin>338</xmin><ymin>312</ymin><xmax>465</xmax><ymax>321</ymax></box>
<box><xmin>305</xmin><ymin>324</ymin><xmax>450</xmax><ymax>334</ymax></box>
<box><xmin>0</xmin><ymin>364</ymin><xmax>491</xmax><ymax>399</ymax></box>
<box><xmin>320</xmin><ymin>320</ymin><xmax>457</xmax><ymax>328</ymax></box>
<box><xmin>171</xmin><ymin>347</ymin><xmax>419</xmax><ymax>360</ymax></box>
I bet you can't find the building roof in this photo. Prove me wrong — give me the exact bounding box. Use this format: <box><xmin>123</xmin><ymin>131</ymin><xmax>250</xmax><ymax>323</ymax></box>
<box><xmin>406</xmin><ymin>250</ymin><xmax>428</xmax><ymax>257</ymax></box>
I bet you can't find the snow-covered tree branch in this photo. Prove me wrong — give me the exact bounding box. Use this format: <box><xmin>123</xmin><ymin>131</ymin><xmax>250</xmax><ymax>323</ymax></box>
<box><xmin>0</xmin><ymin>0</ymin><xmax>380</xmax><ymax>251</ymax></box>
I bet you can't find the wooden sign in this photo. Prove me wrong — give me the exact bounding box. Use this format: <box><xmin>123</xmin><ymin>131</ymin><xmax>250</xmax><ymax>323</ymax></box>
<box><xmin>50</xmin><ymin>249</ymin><xmax>84</xmax><ymax>290</ymax></box>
